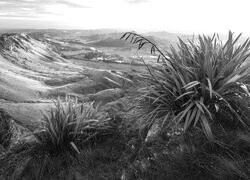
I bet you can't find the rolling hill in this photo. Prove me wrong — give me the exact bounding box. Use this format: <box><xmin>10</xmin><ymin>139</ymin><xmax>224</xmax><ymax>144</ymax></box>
<box><xmin>0</xmin><ymin>33</ymin><xmax>84</xmax><ymax>102</ymax></box>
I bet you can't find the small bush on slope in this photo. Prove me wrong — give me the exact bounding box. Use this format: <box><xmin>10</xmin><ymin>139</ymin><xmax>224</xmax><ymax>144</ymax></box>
<box><xmin>121</xmin><ymin>32</ymin><xmax>250</xmax><ymax>179</ymax></box>
<box><xmin>33</xmin><ymin>98</ymin><xmax>115</xmax><ymax>154</ymax></box>
<box><xmin>0</xmin><ymin>109</ymin><xmax>12</xmax><ymax>148</ymax></box>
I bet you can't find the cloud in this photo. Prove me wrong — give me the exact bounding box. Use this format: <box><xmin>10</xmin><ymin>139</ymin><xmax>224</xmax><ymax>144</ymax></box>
<box><xmin>0</xmin><ymin>0</ymin><xmax>90</xmax><ymax>18</ymax></box>
<box><xmin>52</xmin><ymin>0</ymin><xmax>91</xmax><ymax>8</ymax></box>
<box><xmin>126</xmin><ymin>0</ymin><xmax>148</xmax><ymax>4</ymax></box>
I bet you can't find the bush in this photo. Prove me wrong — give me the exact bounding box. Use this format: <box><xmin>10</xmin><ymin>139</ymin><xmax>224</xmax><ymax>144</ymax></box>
<box><xmin>32</xmin><ymin>98</ymin><xmax>115</xmax><ymax>155</ymax></box>
<box><xmin>0</xmin><ymin>109</ymin><xmax>12</xmax><ymax>148</ymax></box>
<box><xmin>122</xmin><ymin>31</ymin><xmax>250</xmax><ymax>140</ymax></box>
<box><xmin>121</xmin><ymin>31</ymin><xmax>250</xmax><ymax>180</ymax></box>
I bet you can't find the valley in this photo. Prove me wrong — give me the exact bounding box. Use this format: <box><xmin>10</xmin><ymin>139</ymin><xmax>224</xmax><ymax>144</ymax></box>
<box><xmin>0</xmin><ymin>29</ymin><xmax>165</xmax><ymax>129</ymax></box>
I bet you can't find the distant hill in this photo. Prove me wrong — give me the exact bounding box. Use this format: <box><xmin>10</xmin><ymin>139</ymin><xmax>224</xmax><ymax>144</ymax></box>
<box><xmin>87</xmin><ymin>37</ymin><xmax>130</xmax><ymax>47</ymax></box>
<box><xmin>0</xmin><ymin>29</ymin><xmax>196</xmax><ymax>50</ymax></box>
<box><xmin>144</xmin><ymin>31</ymin><xmax>194</xmax><ymax>45</ymax></box>
<box><xmin>84</xmin><ymin>32</ymin><xmax>174</xmax><ymax>49</ymax></box>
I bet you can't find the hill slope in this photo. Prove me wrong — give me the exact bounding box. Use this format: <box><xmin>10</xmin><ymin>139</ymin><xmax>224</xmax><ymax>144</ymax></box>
<box><xmin>0</xmin><ymin>33</ymin><xmax>83</xmax><ymax>102</ymax></box>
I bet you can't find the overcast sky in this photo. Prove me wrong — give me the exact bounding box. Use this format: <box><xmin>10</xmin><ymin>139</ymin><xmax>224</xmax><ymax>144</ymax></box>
<box><xmin>0</xmin><ymin>0</ymin><xmax>249</xmax><ymax>35</ymax></box>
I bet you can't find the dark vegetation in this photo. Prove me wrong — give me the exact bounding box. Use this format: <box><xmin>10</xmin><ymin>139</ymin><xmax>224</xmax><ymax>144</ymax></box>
<box><xmin>0</xmin><ymin>31</ymin><xmax>250</xmax><ymax>179</ymax></box>
<box><xmin>0</xmin><ymin>109</ymin><xmax>12</xmax><ymax>148</ymax></box>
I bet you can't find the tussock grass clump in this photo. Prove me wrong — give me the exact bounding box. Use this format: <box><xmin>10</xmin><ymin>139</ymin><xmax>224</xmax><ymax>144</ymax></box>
<box><xmin>122</xmin><ymin>31</ymin><xmax>250</xmax><ymax>140</ymax></box>
<box><xmin>33</xmin><ymin>98</ymin><xmax>114</xmax><ymax>155</ymax></box>
<box><xmin>121</xmin><ymin>31</ymin><xmax>250</xmax><ymax>179</ymax></box>
<box><xmin>0</xmin><ymin>98</ymin><xmax>119</xmax><ymax>179</ymax></box>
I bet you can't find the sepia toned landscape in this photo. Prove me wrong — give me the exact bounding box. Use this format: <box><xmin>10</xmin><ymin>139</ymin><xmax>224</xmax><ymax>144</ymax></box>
<box><xmin>0</xmin><ymin>0</ymin><xmax>250</xmax><ymax>180</ymax></box>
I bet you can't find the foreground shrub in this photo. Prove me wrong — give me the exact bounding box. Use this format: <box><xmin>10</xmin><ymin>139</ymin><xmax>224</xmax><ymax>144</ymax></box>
<box><xmin>121</xmin><ymin>31</ymin><xmax>250</xmax><ymax>179</ymax></box>
<box><xmin>122</xmin><ymin>31</ymin><xmax>250</xmax><ymax>140</ymax></box>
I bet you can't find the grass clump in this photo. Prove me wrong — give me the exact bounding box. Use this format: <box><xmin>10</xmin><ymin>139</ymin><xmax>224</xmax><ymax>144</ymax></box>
<box><xmin>122</xmin><ymin>31</ymin><xmax>250</xmax><ymax>140</ymax></box>
<box><xmin>121</xmin><ymin>31</ymin><xmax>250</xmax><ymax>179</ymax></box>
<box><xmin>33</xmin><ymin>98</ymin><xmax>114</xmax><ymax>155</ymax></box>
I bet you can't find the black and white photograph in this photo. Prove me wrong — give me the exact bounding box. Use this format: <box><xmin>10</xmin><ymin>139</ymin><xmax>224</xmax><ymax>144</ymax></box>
<box><xmin>0</xmin><ymin>0</ymin><xmax>250</xmax><ymax>179</ymax></box>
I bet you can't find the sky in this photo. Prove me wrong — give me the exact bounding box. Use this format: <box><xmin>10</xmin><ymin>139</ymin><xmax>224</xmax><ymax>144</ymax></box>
<box><xmin>0</xmin><ymin>0</ymin><xmax>249</xmax><ymax>35</ymax></box>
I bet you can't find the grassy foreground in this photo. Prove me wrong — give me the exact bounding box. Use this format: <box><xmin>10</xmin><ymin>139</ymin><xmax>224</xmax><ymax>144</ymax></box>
<box><xmin>0</xmin><ymin>32</ymin><xmax>250</xmax><ymax>180</ymax></box>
